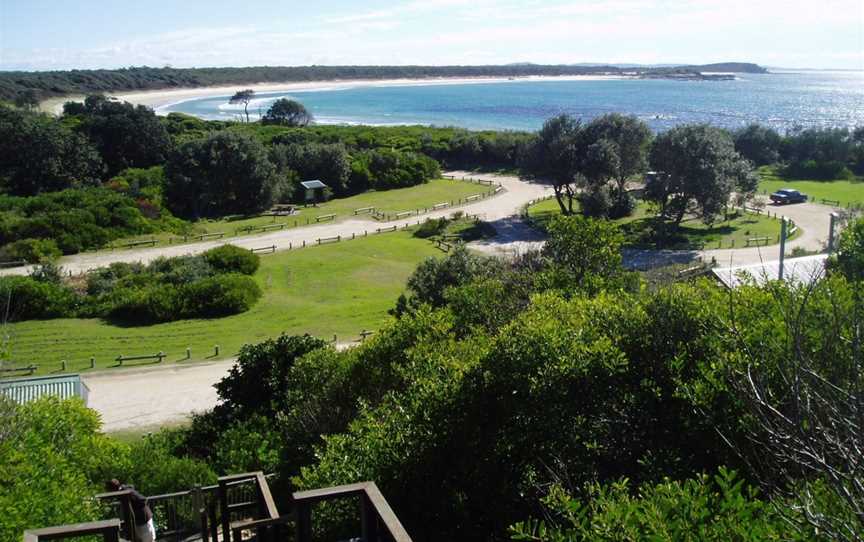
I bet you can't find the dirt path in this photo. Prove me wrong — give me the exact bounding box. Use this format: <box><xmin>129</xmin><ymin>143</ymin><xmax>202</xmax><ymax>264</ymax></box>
<box><xmin>84</xmin><ymin>360</ymin><xmax>234</xmax><ymax>432</ymax></box>
<box><xmin>0</xmin><ymin>172</ymin><xmax>551</xmax><ymax>277</ymax></box>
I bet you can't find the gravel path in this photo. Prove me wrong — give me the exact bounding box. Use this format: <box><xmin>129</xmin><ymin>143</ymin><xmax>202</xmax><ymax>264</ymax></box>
<box><xmin>0</xmin><ymin>172</ymin><xmax>551</xmax><ymax>277</ymax></box>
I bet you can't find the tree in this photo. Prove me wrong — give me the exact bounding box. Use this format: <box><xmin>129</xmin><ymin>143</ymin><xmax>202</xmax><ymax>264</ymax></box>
<box><xmin>828</xmin><ymin>216</ymin><xmax>864</xmax><ymax>282</ymax></box>
<box><xmin>521</xmin><ymin>114</ymin><xmax>583</xmax><ymax>215</ymax></box>
<box><xmin>0</xmin><ymin>105</ymin><xmax>103</xmax><ymax>195</ymax></box>
<box><xmin>541</xmin><ymin>214</ymin><xmax>626</xmax><ymax>290</ymax></box>
<box><xmin>581</xmin><ymin>114</ymin><xmax>651</xmax><ymax>213</ymax></box>
<box><xmin>646</xmin><ymin>124</ymin><xmax>757</xmax><ymax>230</ymax></box>
<box><xmin>229</xmin><ymin>89</ymin><xmax>255</xmax><ymax>122</ymax></box>
<box><xmin>165</xmin><ymin>131</ymin><xmax>287</xmax><ymax>218</ymax></box>
<box><xmin>69</xmin><ymin>95</ymin><xmax>172</xmax><ymax>177</ymax></box>
<box><xmin>14</xmin><ymin>89</ymin><xmax>39</xmax><ymax>111</ymax></box>
<box><xmin>734</xmin><ymin>124</ymin><xmax>781</xmax><ymax>166</ymax></box>
<box><xmin>269</xmin><ymin>143</ymin><xmax>351</xmax><ymax>197</ymax></box>
<box><xmin>262</xmin><ymin>98</ymin><xmax>313</xmax><ymax>126</ymax></box>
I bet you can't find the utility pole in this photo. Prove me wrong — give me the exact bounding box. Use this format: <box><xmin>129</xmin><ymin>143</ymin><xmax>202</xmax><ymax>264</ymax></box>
<box><xmin>778</xmin><ymin>216</ymin><xmax>787</xmax><ymax>281</ymax></box>
<box><xmin>828</xmin><ymin>212</ymin><xmax>840</xmax><ymax>253</ymax></box>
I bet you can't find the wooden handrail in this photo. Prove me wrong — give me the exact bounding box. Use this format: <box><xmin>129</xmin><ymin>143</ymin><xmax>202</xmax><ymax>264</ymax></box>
<box><xmin>23</xmin><ymin>519</ymin><xmax>121</xmax><ymax>542</ymax></box>
<box><xmin>293</xmin><ymin>481</ymin><xmax>412</xmax><ymax>542</ymax></box>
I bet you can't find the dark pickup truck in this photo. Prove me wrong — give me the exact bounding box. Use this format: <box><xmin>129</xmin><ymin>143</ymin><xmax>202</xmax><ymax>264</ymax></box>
<box><xmin>770</xmin><ymin>188</ymin><xmax>808</xmax><ymax>204</ymax></box>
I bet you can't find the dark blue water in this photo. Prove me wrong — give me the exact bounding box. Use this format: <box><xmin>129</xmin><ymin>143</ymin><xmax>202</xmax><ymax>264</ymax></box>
<box><xmin>161</xmin><ymin>71</ymin><xmax>864</xmax><ymax>132</ymax></box>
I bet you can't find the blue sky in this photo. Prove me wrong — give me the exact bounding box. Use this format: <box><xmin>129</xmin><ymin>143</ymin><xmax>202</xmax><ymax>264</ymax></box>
<box><xmin>1</xmin><ymin>0</ymin><xmax>862</xmax><ymax>71</ymax></box>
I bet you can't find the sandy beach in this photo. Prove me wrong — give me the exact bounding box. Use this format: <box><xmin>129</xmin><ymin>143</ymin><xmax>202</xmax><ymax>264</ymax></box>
<box><xmin>41</xmin><ymin>74</ymin><xmax>631</xmax><ymax>115</ymax></box>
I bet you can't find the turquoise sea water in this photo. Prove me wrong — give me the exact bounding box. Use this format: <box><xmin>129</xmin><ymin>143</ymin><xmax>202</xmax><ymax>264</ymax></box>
<box><xmin>161</xmin><ymin>70</ymin><xmax>864</xmax><ymax>132</ymax></box>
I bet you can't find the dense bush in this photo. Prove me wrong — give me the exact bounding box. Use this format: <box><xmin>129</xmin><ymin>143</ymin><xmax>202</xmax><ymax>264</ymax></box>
<box><xmin>0</xmin><ymin>187</ymin><xmax>176</xmax><ymax>255</ymax></box>
<box><xmin>65</xmin><ymin>95</ymin><xmax>173</xmax><ymax>177</ymax></box>
<box><xmin>0</xmin><ymin>238</ymin><xmax>61</xmax><ymax>263</ymax></box>
<box><xmin>166</xmin><ymin>132</ymin><xmax>288</xmax><ymax>218</ymax></box>
<box><xmin>0</xmin><ymin>275</ymin><xmax>79</xmax><ymax>320</ymax></box>
<box><xmin>202</xmin><ymin>244</ymin><xmax>260</xmax><ymax>275</ymax></box>
<box><xmin>510</xmin><ymin>469</ymin><xmax>804</xmax><ymax>541</ymax></box>
<box><xmin>0</xmin><ymin>397</ymin><xmax>215</xmax><ymax>542</ymax></box>
<box><xmin>0</xmin><ymin>105</ymin><xmax>103</xmax><ymax>196</ymax></box>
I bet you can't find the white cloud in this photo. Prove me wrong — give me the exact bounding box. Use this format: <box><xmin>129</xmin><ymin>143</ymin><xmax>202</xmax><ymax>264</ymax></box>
<box><xmin>2</xmin><ymin>0</ymin><xmax>861</xmax><ymax>70</ymax></box>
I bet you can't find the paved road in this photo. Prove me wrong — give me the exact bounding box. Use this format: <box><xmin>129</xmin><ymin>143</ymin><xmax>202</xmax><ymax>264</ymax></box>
<box><xmin>0</xmin><ymin>172</ymin><xmax>552</xmax><ymax>277</ymax></box>
<box><xmin>472</xmin><ymin>197</ymin><xmax>838</xmax><ymax>268</ymax></box>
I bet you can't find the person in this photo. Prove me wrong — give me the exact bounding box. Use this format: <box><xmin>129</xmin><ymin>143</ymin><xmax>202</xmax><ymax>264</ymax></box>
<box><xmin>105</xmin><ymin>479</ymin><xmax>156</xmax><ymax>542</ymax></box>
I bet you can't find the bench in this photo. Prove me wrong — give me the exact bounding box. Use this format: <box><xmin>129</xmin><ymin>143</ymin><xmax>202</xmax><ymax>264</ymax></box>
<box><xmin>250</xmin><ymin>245</ymin><xmax>277</xmax><ymax>254</ymax></box>
<box><xmin>432</xmin><ymin>202</ymin><xmax>449</xmax><ymax>210</ymax></box>
<box><xmin>821</xmin><ymin>198</ymin><xmax>840</xmax><ymax>207</ymax></box>
<box><xmin>317</xmin><ymin>236</ymin><xmax>341</xmax><ymax>245</ymax></box>
<box><xmin>376</xmin><ymin>226</ymin><xmax>397</xmax><ymax>233</ymax></box>
<box><xmin>465</xmin><ymin>194</ymin><xmax>481</xmax><ymax>202</ymax></box>
<box><xmin>745</xmin><ymin>236</ymin><xmax>771</xmax><ymax>247</ymax></box>
<box><xmin>353</xmin><ymin>207</ymin><xmax>375</xmax><ymax>215</ymax></box>
<box><xmin>0</xmin><ymin>364</ymin><xmax>38</xmax><ymax>375</ymax></box>
<box><xmin>394</xmin><ymin>211</ymin><xmax>413</xmax><ymax>219</ymax></box>
<box><xmin>316</xmin><ymin>214</ymin><xmax>336</xmax><ymax>222</ymax></box>
<box><xmin>115</xmin><ymin>352</ymin><xmax>166</xmax><ymax>366</ymax></box>
<box><xmin>196</xmin><ymin>232</ymin><xmax>225</xmax><ymax>241</ymax></box>
<box><xmin>0</xmin><ymin>260</ymin><xmax>27</xmax><ymax>268</ymax></box>
<box><xmin>121</xmin><ymin>239</ymin><xmax>157</xmax><ymax>248</ymax></box>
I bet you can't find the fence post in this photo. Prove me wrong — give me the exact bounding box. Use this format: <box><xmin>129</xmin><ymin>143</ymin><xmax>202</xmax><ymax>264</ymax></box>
<box><xmin>186</xmin><ymin>347</ymin><xmax>191</xmax><ymax>360</ymax></box>
<box><xmin>61</xmin><ymin>360</ymin><xmax>67</xmax><ymax>371</ymax></box>
<box><xmin>214</xmin><ymin>345</ymin><xmax>220</xmax><ymax>357</ymax></box>
<box><xmin>90</xmin><ymin>357</ymin><xmax>96</xmax><ymax>369</ymax></box>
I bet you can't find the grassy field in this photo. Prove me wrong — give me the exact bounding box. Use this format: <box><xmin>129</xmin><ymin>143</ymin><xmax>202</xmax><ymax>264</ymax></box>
<box><xmin>5</xmin><ymin>230</ymin><xmax>442</xmax><ymax>375</ymax></box>
<box><xmin>117</xmin><ymin>179</ymin><xmax>493</xmax><ymax>246</ymax></box>
<box><xmin>527</xmin><ymin>198</ymin><xmax>795</xmax><ymax>249</ymax></box>
<box><xmin>757</xmin><ymin>166</ymin><xmax>864</xmax><ymax>208</ymax></box>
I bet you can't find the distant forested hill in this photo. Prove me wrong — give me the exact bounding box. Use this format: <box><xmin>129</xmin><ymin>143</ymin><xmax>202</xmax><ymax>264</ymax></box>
<box><xmin>0</xmin><ymin>63</ymin><xmax>767</xmax><ymax>102</ymax></box>
<box><xmin>684</xmin><ymin>62</ymin><xmax>768</xmax><ymax>73</ymax></box>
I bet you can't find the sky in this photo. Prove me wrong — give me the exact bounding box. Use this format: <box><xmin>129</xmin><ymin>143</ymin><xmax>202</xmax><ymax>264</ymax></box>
<box><xmin>1</xmin><ymin>0</ymin><xmax>862</xmax><ymax>71</ymax></box>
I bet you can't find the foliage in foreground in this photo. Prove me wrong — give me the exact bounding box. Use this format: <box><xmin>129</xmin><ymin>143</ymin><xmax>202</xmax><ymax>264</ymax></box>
<box><xmin>510</xmin><ymin>469</ymin><xmax>806</xmax><ymax>541</ymax></box>
<box><xmin>0</xmin><ymin>396</ymin><xmax>215</xmax><ymax>542</ymax></box>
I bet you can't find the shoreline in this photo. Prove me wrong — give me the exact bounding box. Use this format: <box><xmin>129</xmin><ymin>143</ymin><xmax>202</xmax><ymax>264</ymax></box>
<box><xmin>41</xmin><ymin>74</ymin><xmax>632</xmax><ymax>115</ymax></box>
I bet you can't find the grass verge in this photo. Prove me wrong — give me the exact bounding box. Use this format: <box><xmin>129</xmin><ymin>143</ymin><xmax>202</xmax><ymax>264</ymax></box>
<box><xmin>527</xmin><ymin>198</ymin><xmax>797</xmax><ymax>249</ymax></box>
<box><xmin>116</xmin><ymin>179</ymin><xmax>493</xmax><ymax>246</ymax></box>
<box><xmin>4</xmin><ymin>230</ymin><xmax>441</xmax><ymax>375</ymax></box>
<box><xmin>757</xmin><ymin>166</ymin><xmax>864</xmax><ymax>208</ymax></box>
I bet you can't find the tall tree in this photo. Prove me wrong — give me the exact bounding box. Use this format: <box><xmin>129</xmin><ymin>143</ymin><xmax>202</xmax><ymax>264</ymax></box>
<box><xmin>165</xmin><ymin>131</ymin><xmax>286</xmax><ymax>218</ymax></box>
<box><xmin>261</xmin><ymin>99</ymin><xmax>313</xmax><ymax>126</ymax></box>
<box><xmin>0</xmin><ymin>105</ymin><xmax>103</xmax><ymax>195</ymax></box>
<box><xmin>734</xmin><ymin>124</ymin><xmax>781</xmax><ymax>166</ymax></box>
<box><xmin>581</xmin><ymin>113</ymin><xmax>651</xmax><ymax>210</ymax></box>
<box><xmin>520</xmin><ymin>114</ymin><xmax>583</xmax><ymax>215</ymax></box>
<box><xmin>68</xmin><ymin>95</ymin><xmax>172</xmax><ymax>177</ymax></box>
<box><xmin>229</xmin><ymin>89</ymin><xmax>255</xmax><ymax>123</ymax></box>
<box><xmin>646</xmin><ymin>124</ymin><xmax>757</xmax><ymax>230</ymax></box>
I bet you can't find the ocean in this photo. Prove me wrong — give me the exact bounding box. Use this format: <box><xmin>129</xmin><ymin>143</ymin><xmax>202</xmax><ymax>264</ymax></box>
<box><xmin>160</xmin><ymin>70</ymin><xmax>864</xmax><ymax>133</ymax></box>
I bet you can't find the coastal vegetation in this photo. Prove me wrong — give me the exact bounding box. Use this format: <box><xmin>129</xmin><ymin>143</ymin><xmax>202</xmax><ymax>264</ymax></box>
<box><xmin>8</xmin><ymin>215</ymin><xmax>862</xmax><ymax>541</ymax></box>
<box><xmin>0</xmin><ymin>245</ymin><xmax>261</xmax><ymax>324</ymax></box>
<box><xmin>0</xmin><ymin>63</ymin><xmax>767</xmax><ymax>103</ymax></box>
<box><xmin>2</xmin><ymin>230</ymin><xmax>441</xmax><ymax>371</ymax></box>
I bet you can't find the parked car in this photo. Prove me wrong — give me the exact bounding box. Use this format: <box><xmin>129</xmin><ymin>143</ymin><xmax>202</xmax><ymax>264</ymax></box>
<box><xmin>770</xmin><ymin>188</ymin><xmax>808</xmax><ymax>204</ymax></box>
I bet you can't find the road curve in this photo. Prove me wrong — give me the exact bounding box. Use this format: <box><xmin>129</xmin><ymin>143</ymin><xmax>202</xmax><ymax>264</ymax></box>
<box><xmin>0</xmin><ymin>172</ymin><xmax>552</xmax><ymax>276</ymax></box>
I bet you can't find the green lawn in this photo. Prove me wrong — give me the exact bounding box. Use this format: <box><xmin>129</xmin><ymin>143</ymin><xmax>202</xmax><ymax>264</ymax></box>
<box><xmin>5</xmin><ymin>230</ymin><xmax>442</xmax><ymax>375</ymax></box>
<box><xmin>527</xmin><ymin>198</ymin><xmax>795</xmax><ymax>249</ymax></box>
<box><xmin>757</xmin><ymin>166</ymin><xmax>864</xmax><ymax>208</ymax></box>
<box><xmin>116</xmin><ymin>179</ymin><xmax>493</xmax><ymax>247</ymax></box>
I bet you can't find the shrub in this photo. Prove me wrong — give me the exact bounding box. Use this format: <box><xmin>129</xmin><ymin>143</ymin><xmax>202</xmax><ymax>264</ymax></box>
<box><xmin>203</xmin><ymin>244</ymin><xmax>260</xmax><ymax>275</ymax></box>
<box><xmin>0</xmin><ymin>276</ymin><xmax>79</xmax><ymax>320</ymax></box>
<box><xmin>2</xmin><ymin>238</ymin><xmax>61</xmax><ymax>263</ymax></box>
<box><xmin>510</xmin><ymin>469</ymin><xmax>801</xmax><ymax>541</ymax></box>
<box><xmin>183</xmin><ymin>274</ymin><xmax>262</xmax><ymax>318</ymax></box>
<box><xmin>413</xmin><ymin>217</ymin><xmax>449</xmax><ymax>239</ymax></box>
<box><xmin>578</xmin><ymin>185</ymin><xmax>612</xmax><ymax>218</ymax></box>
